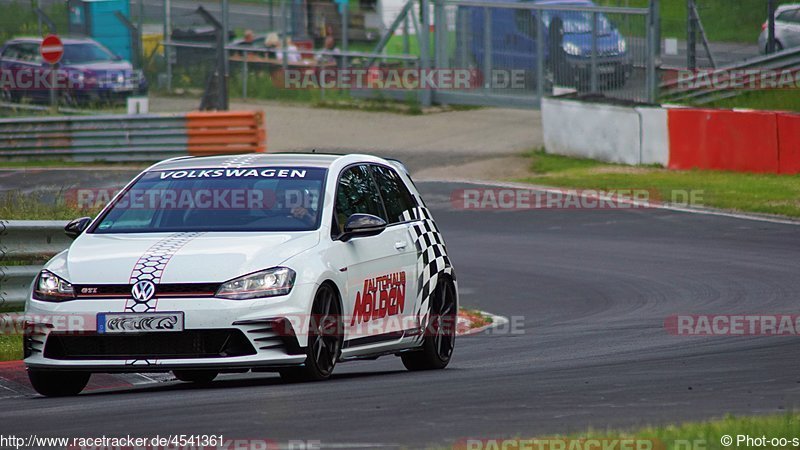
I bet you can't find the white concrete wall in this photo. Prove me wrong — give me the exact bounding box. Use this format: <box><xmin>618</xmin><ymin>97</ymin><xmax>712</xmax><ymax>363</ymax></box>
<box><xmin>636</xmin><ymin>106</ymin><xmax>669</xmax><ymax>166</ymax></box>
<box><xmin>541</xmin><ymin>97</ymin><xmax>669</xmax><ymax>167</ymax></box>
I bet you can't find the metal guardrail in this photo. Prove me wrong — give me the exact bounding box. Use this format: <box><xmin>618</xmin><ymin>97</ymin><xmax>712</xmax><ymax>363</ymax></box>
<box><xmin>0</xmin><ymin>221</ymin><xmax>70</xmax><ymax>307</ymax></box>
<box><xmin>0</xmin><ymin>110</ymin><xmax>266</xmax><ymax>160</ymax></box>
<box><xmin>0</xmin><ymin>101</ymin><xmax>92</xmax><ymax>115</ymax></box>
<box><xmin>660</xmin><ymin>46</ymin><xmax>800</xmax><ymax>105</ymax></box>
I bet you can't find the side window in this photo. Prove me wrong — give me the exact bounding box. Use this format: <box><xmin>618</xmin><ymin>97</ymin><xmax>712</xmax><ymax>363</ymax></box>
<box><xmin>1</xmin><ymin>44</ymin><xmax>20</xmax><ymax>60</ymax></box>
<box><xmin>777</xmin><ymin>9</ymin><xmax>799</xmax><ymax>23</ymax></box>
<box><xmin>371</xmin><ymin>165</ymin><xmax>417</xmax><ymax>224</ymax></box>
<box><xmin>334</xmin><ymin>165</ymin><xmax>386</xmax><ymax>235</ymax></box>
<box><xmin>16</xmin><ymin>44</ymin><xmax>41</xmax><ymax>63</ymax></box>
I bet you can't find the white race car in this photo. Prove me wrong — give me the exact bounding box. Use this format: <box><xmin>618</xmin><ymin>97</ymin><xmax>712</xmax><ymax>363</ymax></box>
<box><xmin>25</xmin><ymin>153</ymin><xmax>458</xmax><ymax>396</ymax></box>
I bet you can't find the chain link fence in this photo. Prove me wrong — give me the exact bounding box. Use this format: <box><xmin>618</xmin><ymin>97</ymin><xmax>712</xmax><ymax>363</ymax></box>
<box><xmin>2</xmin><ymin>0</ymin><xmax>657</xmax><ymax>108</ymax></box>
<box><xmin>438</xmin><ymin>0</ymin><xmax>655</xmax><ymax>105</ymax></box>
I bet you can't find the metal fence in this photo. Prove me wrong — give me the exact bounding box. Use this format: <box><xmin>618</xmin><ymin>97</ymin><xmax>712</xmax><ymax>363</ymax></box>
<box><xmin>0</xmin><ymin>221</ymin><xmax>70</xmax><ymax>307</ymax></box>
<box><xmin>151</xmin><ymin>0</ymin><xmax>658</xmax><ymax>107</ymax></box>
<box><xmin>434</xmin><ymin>0</ymin><xmax>657</xmax><ymax>107</ymax></box>
<box><xmin>1</xmin><ymin>0</ymin><xmax>658</xmax><ymax>109</ymax></box>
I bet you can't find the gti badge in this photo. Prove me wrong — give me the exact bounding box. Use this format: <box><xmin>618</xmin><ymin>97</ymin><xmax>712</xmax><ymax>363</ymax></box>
<box><xmin>131</xmin><ymin>280</ymin><xmax>156</xmax><ymax>302</ymax></box>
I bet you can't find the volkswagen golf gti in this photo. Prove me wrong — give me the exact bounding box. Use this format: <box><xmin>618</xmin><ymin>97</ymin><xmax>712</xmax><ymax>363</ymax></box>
<box><xmin>24</xmin><ymin>153</ymin><xmax>458</xmax><ymax>396</ymax></box>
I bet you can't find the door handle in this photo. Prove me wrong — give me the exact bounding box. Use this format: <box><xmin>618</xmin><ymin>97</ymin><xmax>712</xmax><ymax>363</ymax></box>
<box><xmin>395</xmin><ymin>241</ymin><xmax>408</xmax><ymax>250</ymax></box>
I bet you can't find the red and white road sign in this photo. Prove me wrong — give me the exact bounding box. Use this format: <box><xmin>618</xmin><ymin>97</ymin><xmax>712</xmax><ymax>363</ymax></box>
<box><xmin>40</xmin><ymin>35</ymin><xmax>64</xmax><ymax>65</ymax></box>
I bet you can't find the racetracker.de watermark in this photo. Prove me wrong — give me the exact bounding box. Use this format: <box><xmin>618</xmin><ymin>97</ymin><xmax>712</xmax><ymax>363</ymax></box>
<box><xmin>283</xmin><ymin>68</ymin><xmax>528</xmax><ymax>90</ymax></box>
<box><xmin>0</xmin><ymin>434</ymin><xmax>320</xmax><ymax>450</ymax></box>
<box><xmin>665</xmin><ymin>314</ymin><xmax>800</xmax><ymax>336</ymax></box>
<box><xmin>0</xmin><ymin>313</ymin><xmax>525</xmax><ymax>337</ymax></box>
<box><xmin>669</xmin><ymin>68</ymin><xmax>800</xmax><ymax>90</ymax></box>
<box><xmin>0</xmin><ymin>68</ymin><xmax>140</xmax><ymax>91</ymax></box>
<box><xmin>64</xmin><ymin>188</ymin><xmax>312</xmax><ymax>211</ymax></box>
<box><xmin>454</xmin><ymin>438</ymin><xmax>665</xmax><ymax>450</ymax></box>
<box><xmin>450</xmin><ymin>188</ymin><xmax>704</xmax><ymax>211</ymax></box>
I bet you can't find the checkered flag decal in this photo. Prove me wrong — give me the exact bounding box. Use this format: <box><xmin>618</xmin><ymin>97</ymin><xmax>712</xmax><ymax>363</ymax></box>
<box><xmin>402</xmin><ymin>207</ymin><xmax>454</xmax><ymax>328</ymax></box>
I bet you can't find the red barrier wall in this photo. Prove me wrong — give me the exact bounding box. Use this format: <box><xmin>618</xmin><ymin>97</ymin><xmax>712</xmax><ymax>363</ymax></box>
<box><xmin>778</xmin><ymin>113</ymin><xmax>800</xmax><ymax>174</ymax></box>
<box><xmin>668</xmin><ymin>109</ymin><xmax>780</xmax><ymax>173</ymax></box>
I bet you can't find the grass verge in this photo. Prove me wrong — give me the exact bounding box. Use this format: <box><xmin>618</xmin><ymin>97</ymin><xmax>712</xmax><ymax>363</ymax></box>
<box><xmin>0</xmin><ymin>336</ymin><xmax>22</xmax><ymax>362</ymax></box>
<box><xmin>519</xmin><ymin>150</ymin><xmax>800</xmax><ymax>218</ymax></box>
<box><xmin>703</xmin><ymin>90</ymin><xmax>800</xmax><ymax>113</ymax></box>
<box><xmin>599</xmin><ymin>0</ymin><xmax>794</xmax><ymax>44</ymax></box>
<box><xmin>0</xmin><ymin>304</ymin><xmax>23</xmax><ymax>362</ymax></box>
<box><xmin>0</xmin><ymin>191</ymin><xmax>103</xmax><ymax>220</ymax></box>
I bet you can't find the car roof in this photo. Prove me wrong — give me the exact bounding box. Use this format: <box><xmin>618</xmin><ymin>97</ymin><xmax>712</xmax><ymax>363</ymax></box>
<box><xmin>3</xmin><ymin>36</ymin><xmax>100</xmax><ymax>46</ymax></box>
<box><xmin>777</xmin><ymin>3</ymin><xmax>800</xmax><ymax>12</ymax></box>
<box><xmin>150</xmin><ymin>153</ymin><xmax>354</xmax><ymax>171</ymax></box>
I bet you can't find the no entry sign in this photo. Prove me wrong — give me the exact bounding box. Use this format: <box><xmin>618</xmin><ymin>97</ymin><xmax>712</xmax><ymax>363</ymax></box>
<box><xmin>40</xmin><ymin>35</ymin><xmax>64</xmax><ymax>65</ymax></box>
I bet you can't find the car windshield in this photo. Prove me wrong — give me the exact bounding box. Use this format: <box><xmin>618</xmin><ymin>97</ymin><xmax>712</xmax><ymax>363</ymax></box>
<box><xmin>92</xmin><ymin>167</ymin><xmax>327</xmax><ymax>233</ymax></box>
<box><xmin>61</xmin><ymin>43</ymin><xmax>117</xmax><ymax>64</ymax></box>
<box><xmin>544</xmin><ymin>11</ymin><xmax>613</xmax><ymax>34</ymax></box>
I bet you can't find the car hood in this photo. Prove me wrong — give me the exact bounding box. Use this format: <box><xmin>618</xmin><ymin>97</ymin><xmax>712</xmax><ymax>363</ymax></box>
<box><xmin>65</xmin><ymin>61</ymin><xmax>133</xmax><ymax>72</ymax></box>
<box><xmin>64</xmin><ymin>231</ymin><xmax>320</xmax><ymax>284</ymax></box>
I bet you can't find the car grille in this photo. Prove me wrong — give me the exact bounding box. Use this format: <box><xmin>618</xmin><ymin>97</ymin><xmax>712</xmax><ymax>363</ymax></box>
<box><xmin>233</xmin><ymin>318</ymin><xmax>303</xmax><ymax>355</ymax></box>
<box><xmin>43</xmin><ymin>329</ymin><xmax>256</xmax><ymax>360</ymax></box>
<box><xmin>73</xmin><ymin>283</ymin><xmax>220</xmax><ymax>299</ymax></box>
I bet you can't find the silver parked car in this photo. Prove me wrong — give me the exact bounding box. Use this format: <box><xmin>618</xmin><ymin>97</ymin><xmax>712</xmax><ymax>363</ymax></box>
<box><xmin>759</xmin><ymin>3</ymin><xmax>800</xmax><ymax>53</ymax></box>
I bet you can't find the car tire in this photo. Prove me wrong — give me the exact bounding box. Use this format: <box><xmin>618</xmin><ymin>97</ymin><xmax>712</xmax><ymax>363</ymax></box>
<box><xmin>173</xmin><ymin>370</ymin><xmax>218</xmax><ymax>384</ymax></box>
<box><xmin>280</xmin><ymin>284</ymin><xmax>342</xmax><ymax>383</ymax></box>
<box><xmin>28</xmin><ymin>370</ymin><xmax>90</xmax><ymax>397</ymax></box>
<box><xmin>766</xmin><ymin>41</ymin><xmax>784</xmax><ymax>53</ymax></box>
<box><xmin>401</xmin><ymin>278</ymin><xmax>457</xmax><ymax>371</ymax></box>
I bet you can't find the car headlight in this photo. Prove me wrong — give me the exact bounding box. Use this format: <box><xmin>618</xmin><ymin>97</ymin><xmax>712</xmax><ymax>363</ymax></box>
<box><xmin>618</xmin><ymin>39</ymin><xmax>627</xmax><ymax>54</ymax></box>
<box><xmin>216</xmin><ymin>267</ymin><xmax>296</xmax><ymax>300</ymax></box>
<box><xmin>563</xmin><ymin>42</ymin><xmax>582</xmax><ymax>56</ymax></box>
<box><xmin>33</xmin><ymin>270</ymin><xmax>76</xmax><ymax>302</ymax></box>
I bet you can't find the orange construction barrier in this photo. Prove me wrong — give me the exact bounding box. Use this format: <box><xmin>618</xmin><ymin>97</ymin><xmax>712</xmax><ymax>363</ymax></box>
<box><xmin>185</xmin><ymin>111</ymin><xmax>267</xmax><ymax>156</ymax></box>
<box><xmin>668</xmin><ymin>109</ymin><xmax>779</xmax><ymax>173</ymax></box>
<box><xmin>778</xmin><ymin>113</ymin><xmax>800</xmax><ymax>174</ymax></box>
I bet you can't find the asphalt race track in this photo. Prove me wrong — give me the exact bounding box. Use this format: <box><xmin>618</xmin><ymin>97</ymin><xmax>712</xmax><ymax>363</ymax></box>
<box><xmin>2</xmin><ymin>181</ymin><xmax>800</xmax><ymax>448</ymax></box>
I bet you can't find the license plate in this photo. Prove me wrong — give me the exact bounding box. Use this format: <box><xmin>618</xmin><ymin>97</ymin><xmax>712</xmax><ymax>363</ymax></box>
<box><xmin>112</xmin><ymin>85</ymin><xmax>134</xmax><ymax>92</ymax></box>
<box><xmin>97</xmin><ymin>312</ymin><xmax>184</xmax><ymax>334</ymax></box>
<box><xmin>598</xmin><ymin>65</ymin><xmax>616</xmax><ymax>74</ymax></box>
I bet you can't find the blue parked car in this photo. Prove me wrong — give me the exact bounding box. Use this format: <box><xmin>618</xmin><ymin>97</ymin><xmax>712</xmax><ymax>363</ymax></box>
<box><xmin>0</xmin><ymin>37</ymin><xmax>147</xmax><ymax>105</ymax></box>
<box><xmin>459</xmin><ymin>0</ymin><xmax>632</xmax><ymax>89</ymax></box>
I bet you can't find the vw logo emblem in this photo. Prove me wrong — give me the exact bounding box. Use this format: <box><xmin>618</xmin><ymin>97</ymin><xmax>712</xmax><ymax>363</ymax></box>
<box><xmin>131</xmin><ymin>280</ymin><xmax>156</xmax><ymax>302</ymax></box>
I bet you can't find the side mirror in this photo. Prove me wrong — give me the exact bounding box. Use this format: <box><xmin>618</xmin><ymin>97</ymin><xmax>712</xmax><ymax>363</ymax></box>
<box><xmin>65</xmin><ymin>217</ymin><xmax>92</xmax><ymax>239</ymax></box>
<box><xmin>340</xmin><ymin>214</ymin><xmax>387</xmax><ymax>242</ymax></box>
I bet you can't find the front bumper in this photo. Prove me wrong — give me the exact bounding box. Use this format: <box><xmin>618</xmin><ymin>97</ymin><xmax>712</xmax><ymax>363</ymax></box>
<box><xmin>24</xmin><ymin>283</ymin><xmax>317</xmax><ymax>372</ymax></box>
<box><xmin>565</xmin><ymin>55</ymin><xmax>632</xmax><ymax>75</ymax></box>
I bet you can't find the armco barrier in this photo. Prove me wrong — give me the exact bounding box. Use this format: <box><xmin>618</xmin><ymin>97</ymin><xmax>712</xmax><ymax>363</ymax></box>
<box><xmin>778</xmin><ymin>113</ymin><xmax>800</xmax><ymax>175</ymax></box>
<box><xmin>186</xmin><ymin>111</ymin><xmax>267</xmax><ymax>156</ymax></box>
<box><xmin>0</xmin><ymin>221</ymin><xmax>71</xmax><ymax>307</ymax></box>
<box><xmin>668</xmin><ymin>109</ymin><xmax>780</xmax><ymax>173</ymax></box>
<box><xmin>541</xmin><ymin>98</ymin><xmax>668</xmax><ymax>166</ymax></box>
<box><xmin>0</xmin><ymin>111</ymin><xmax>266</xmax><ymax>160</ymax></box>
